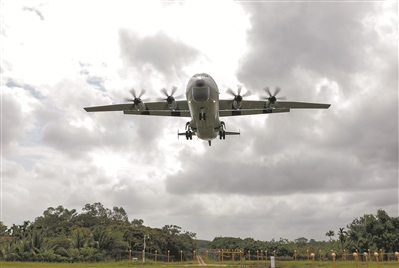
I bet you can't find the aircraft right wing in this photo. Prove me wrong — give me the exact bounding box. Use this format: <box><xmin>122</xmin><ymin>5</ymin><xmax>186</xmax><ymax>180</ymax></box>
<box><xmin>218</xmin><ymin>99</ymin><xmax>330</xmax><ymax>117</ymax></box>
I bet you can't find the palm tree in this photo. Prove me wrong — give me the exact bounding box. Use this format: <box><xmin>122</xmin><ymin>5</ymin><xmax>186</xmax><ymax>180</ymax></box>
<box><xmin>325</xmin><ymin>230</ymin><xmax>335</xmax><ymax>242</ymax></box>
<box><xmin>338</xmin><ymin>228</ymin><xmax>347</xmax><ymax>246</ymax></box>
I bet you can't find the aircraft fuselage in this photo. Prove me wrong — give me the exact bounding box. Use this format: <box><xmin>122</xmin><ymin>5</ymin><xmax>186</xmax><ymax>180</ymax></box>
<box><xmin>186</xmin><ymin>73</ymin><xmax>221</xmax><ymax>141</ymax></box>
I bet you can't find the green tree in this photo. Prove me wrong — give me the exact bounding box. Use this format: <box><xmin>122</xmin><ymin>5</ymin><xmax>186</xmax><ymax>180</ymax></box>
<box><xmin>70</xmin><ymin>228</ymin><xmax>93</xmax><ymax>249</ymax></box>
<box><xmin>325</xmin><ymin>230</ymin><xmax>334</xmax><ymax>242</ymax></box>
<box><xmin>131</xmin><ymin>219</ymin><xmax>144</xmax><ymax>227</ymax></box>
<box><xmin>338</xmin><ymin>227</ymin><xmax>347</xmax><ymax>246</ymax></box>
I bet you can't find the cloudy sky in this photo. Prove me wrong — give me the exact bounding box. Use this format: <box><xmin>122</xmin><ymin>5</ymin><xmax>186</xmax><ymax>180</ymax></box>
<box><xmin>2</xmin><ymin>1</ymin><xmax>398</xmax><ymax>242</ymax></box>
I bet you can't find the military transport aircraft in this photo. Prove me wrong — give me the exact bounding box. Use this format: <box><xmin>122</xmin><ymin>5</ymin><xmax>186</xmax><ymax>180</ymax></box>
<box><xmin>84</xmin><ymin>73</ymin><xmax>330</xmax><ymax>146</ymax></box>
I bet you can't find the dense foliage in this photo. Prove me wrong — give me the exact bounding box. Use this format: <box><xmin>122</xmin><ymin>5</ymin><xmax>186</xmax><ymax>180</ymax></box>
<box><xmin>0</xmin><ymin>203</ymin><xmax>196</xmax><ymax>262</ymax></box>
<box><xmin>1</xmin><ymin>206</ymin><xmax>397</xmax><ymax>263</ymax></box>
<box><xmin>207</xmin><ymin>209</ymin><xmax>399</xmax><ymax>260</ymax></box>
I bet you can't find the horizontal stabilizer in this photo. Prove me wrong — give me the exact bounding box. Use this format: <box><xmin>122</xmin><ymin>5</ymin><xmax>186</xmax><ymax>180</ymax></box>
<box><xmin>225</xmin><ymin>131</ymin><xmax>240</xmax><ymax>136</ymax></box>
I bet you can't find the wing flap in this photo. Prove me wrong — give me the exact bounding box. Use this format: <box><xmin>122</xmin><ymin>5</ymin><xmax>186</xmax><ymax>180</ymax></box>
<box><xmin>219</xmin><ymin>99</ymin><xmax>330</xmax><ymax>110</ymax></box>
<box><xmin>219</xmin><ymin>108</ymin><xmax>290</xmax><ymax>117</ymax></box>
<box><xmin>124</xmin><ymin>110</ymin><xmax>191</xmax><ymax>117</ymax></box>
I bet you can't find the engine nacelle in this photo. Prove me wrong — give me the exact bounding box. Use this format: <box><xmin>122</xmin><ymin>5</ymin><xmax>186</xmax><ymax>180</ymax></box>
<box><xmin>168</xmin><ymin>100</ymin><xmax>178</xmax><ymax>110</ymax></box>
<box><xmin>135</xmin><ymin>102</ymin><xmax>147</xmax><ymax>111</ymax></box>
<box><xmin>232</xmin><ymin>100</ymin><xmax>242</xmax><ymax>110</ymax></box>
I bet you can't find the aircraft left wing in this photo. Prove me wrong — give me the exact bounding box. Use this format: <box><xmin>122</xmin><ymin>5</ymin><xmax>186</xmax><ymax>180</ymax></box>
<box><xmin>84</xmin><ymin>101</ymin><xmax>191</xmax><ymax>117</ymax></box>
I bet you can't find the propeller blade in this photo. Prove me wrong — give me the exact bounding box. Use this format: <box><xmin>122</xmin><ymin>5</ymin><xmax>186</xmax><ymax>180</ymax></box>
<box><xmin>171</xmin><ymin>86</ymin><xmax>178</xmax><ymax>96</ymax></box>
<box><xmin>242</xmin><ymin>91</ymin><xmax>252</xmax><ymax>98</ymax></box>
<box><xmin>139</xmin><ymin>88</ymin><xmax>146</xmax><ymax>98</ymax></box>
<box><xmin>174</xmin><ymin>93</ymin><xmax>184</xmax><ymax>99</ymax></box>
<box><xmin>160</xmin><ymin>87</ymin><xmax>168</xmax><ymax>97</ymax></box>
<box><xmin>129</xmin><ymin>88</ymin><xmax>137</xmax><ymax>99</ymax></box>
<box><xmin>237</xmin><ymin>85</ymin><xmax>242</xmax><ymax>96</ymax></box>
<box><xmin>264</xmin><ymin>87</ymin><xmax>272</xmax><ymax>97</ymax></box>
<box><xmin>274</xmin><ymin>87</ymin><xmax>281</xmax><ymax>96</ymax></box>
<box><xmin>226</xmin><ymin>88</ymin><xmax>236</xmax><ymax>97</ymax></box>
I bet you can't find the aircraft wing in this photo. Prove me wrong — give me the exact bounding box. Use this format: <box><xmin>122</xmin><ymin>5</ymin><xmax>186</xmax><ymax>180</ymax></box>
<box><xmin>275</xmin><ymin>101</ymin><xmax>331</xmax><ymax>109</ymax></box>
<box><xmin>84</xmin><ymin>101</ymin><xmax>191</xmax><ymax>117</ymax></box>
<box><xmin>218</xmin><ymin>100</ymin><xmax>330</xmax><ymax>117</ymax></box>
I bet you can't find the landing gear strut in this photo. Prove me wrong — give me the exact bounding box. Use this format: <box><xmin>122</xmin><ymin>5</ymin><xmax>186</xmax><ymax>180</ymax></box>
<box><xmin>199</xmin><ymin>107</ymin><xmax>206</xmax><ymax>121</ymax></box>
<box><xmin>219</xmin><ymin>121</ymin><xmax>226</xmax><ymax>140</ymax></box>
<box><xmin>219</xmin><ymin>130</ymin><xmax>226</xmax><ymax>140</ymax></box>
<box><xmin>199</xmin><ymin>112</ymin><xmax>206</xmax><ymax>120</ymax></box>
<box><xmin>185</xmin><ymin>122</ymin><xmax>193</xmax><ymax>140</ymax></box>
<box><xmin>185</xmin><ymin>130</ymin><xmax>193</xmax><ymax>140</ymax></box>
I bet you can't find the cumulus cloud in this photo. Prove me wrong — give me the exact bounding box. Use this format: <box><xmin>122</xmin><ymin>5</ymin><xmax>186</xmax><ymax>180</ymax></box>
<box><xmin>119</xmin><ymin>29</ymin><xmax>202</xmax><ymax>80</ymax></box>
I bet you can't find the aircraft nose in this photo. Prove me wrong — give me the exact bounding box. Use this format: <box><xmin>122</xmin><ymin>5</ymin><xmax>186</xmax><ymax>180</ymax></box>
<box><xmin>195</xmin><ymin>79</ymin><xmax>205</xmax><ymax>87</ymax></box>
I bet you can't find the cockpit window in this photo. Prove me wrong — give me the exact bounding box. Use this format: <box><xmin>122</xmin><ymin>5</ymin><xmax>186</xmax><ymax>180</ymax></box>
<box><xmin>192</xmin><ymin>87</ymin><xmax>210</xmax><ymax>102</ymax></box>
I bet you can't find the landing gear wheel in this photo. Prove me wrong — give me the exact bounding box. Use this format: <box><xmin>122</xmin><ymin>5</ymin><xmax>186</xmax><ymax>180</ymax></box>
<box><xmin>219</xmin><ymin>130</ymin><xmax>226</xmax><ymax>140</ymax></box>
<box><xmin>189</xmin><ymin>131</ymin><xmax>193</xmax><ymax>140</ymax></box>
<box><xmin>199</xmin><ymin>113</ymin><xmax>206</xmax><ymax>120</ymax></box>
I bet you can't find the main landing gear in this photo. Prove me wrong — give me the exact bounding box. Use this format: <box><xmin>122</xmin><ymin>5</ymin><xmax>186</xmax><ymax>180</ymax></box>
<box><xmin>185</xmin><ymin>122</ymin><xmax>193</xmax><ymax>140</ymax></box>
<box><xmin>185</xmin><ymin>130</ymin><xmax>193</xmax><ymax>140</ymax></box>
<box><xmin>219</xmin><ymin>121</ymin><xmax>226</xmax><ymax>140</ymax></box>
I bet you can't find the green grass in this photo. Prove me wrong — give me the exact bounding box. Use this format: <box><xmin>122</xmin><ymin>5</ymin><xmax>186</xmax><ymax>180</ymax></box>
<box><xmin>0</xmin><ymin>260</ymin><xmax>398</xmax><ymax>268</ymax></box>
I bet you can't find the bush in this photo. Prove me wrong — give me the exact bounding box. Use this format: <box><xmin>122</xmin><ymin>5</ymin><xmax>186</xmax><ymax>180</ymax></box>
<box><xmin>6</xmin><ymin>252</ymin><xmax>22</xmax><ymax>261</ymax></box>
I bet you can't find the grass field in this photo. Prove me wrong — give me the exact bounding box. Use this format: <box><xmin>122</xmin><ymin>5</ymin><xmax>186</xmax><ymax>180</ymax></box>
<box><xmin>1</xmin><ymin>260</ymin><xmax>398</xmax><ymax>268</ymax></box>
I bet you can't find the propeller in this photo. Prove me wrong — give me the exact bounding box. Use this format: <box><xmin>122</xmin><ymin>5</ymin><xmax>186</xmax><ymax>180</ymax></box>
<box><xmin>261</xmin><ymin>87</ymin><xmax>286</xmax><ymax>107</ymax></box>
<box><xmin>157</xmin><ymin>86</ymin><xmax>183</xmax><ymax>103</ymax></box>
<box><xmin>157</xmin><ymin>86</ymin><xmax>183</xmax><ymax>110</ymax></box>
<box><xmin>226</xmin><ymin>85</ymin><xmax>251</xmax><ymax>109</ymax></box>
<box><xmin>125</xmin><ymin>88</ymin><xmax>148</xmax><ymax>110</ymax></box>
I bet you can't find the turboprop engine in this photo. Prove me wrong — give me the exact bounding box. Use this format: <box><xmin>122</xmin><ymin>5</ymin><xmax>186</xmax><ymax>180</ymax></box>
<box><xmin>227</xmin><ymin>85</ymin><xmax>251</xmax><ymax>110</ymax></box>
<box><xmin>157</xmin><ymin>86</ymin><xmax>183</xmax><ymax>111</ymax></box>
<box><xmin>125</xmin><ymin>88</ymin><xmax>148</xmax><ymax>111</ymax></box>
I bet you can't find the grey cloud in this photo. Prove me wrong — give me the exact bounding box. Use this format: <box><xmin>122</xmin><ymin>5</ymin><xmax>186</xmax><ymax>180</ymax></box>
<box><xmin>2</xmin><ymin>92</ymin><xmax>26</xmax><ymax>147</ymax></box>
<box><xmin>165</xmin><ymin>146</ymin><xmax>396</xmax><ymax>197</ymax></box>
<box><xmin>119</xmin><ymin>29</ymin><xmax>201</xmax><ymax>79</ymax></box>
<box><xmin>237</xmin><ymin>2</ymin><xmax>379</xmax><ymax>92</ymax></box>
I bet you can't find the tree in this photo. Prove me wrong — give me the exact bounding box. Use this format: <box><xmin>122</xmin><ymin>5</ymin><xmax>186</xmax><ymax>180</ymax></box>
<box><xmin>70</xmin><ymin>228</ymin><xmax>93</xmax><ymax>249</ymax></box>
<box><xmin>338</xmin><ymin>228</ymin><xmax>347</xmax><ymax>246</ymax></box>
<box><xmin>131</xmin><ymin>219</ymin><xmax>144</xmax><ymax>227</ymax></box>
<box><xmin>325</xmin><ymin>230</ymin><xmax>334</xmax><ymax>242</ymax></box>
<box><xmin>345</xmin><ymin>209</ymin><xmax>399</xmax><ymax>252</ymax></box>
<box><xmin>294</xmin><ymin>237</ymin><xmax>308</xmax><ymax>247</ymax></box>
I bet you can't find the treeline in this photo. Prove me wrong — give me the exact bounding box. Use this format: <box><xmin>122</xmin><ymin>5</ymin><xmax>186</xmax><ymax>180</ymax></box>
<box><xmin>0</xmin><ymin>202</ymin><xmax>196</xmax><ymax>262</ymax></box>
<box><xmin>1</xmin><ymin>205</ymin><xmax>398</xmax><ymax>263</ymax></box>
<box><xmin>207</xmin><ymin>209</ymin><xmax>399</xmax><ymax>260</ymax></box>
